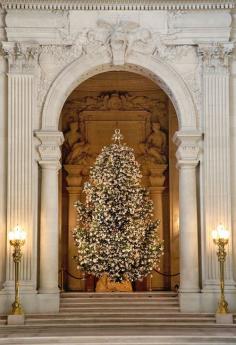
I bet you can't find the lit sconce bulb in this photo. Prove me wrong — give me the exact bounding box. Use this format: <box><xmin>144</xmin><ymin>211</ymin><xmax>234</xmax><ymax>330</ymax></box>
<box><xmin>9</xmin><ymin>225</ymin><xmax>26</xmax><ymax>242</ymax></box>
<box><xmin>212</xmin><ymin>224</ymin><xmax>229</xmax><ymax>241</ymax></box>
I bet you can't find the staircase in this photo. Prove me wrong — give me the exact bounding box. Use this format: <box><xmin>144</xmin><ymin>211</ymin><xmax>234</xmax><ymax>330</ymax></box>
<box><xmin>25</xmin><ymin>291</ymin><xmax>219</xmax><ymax>327</ymax></box>
<box><xmin>0</xmin><ymin>292</ymin><xmax>236</xmax><ymax>345</ymax></box>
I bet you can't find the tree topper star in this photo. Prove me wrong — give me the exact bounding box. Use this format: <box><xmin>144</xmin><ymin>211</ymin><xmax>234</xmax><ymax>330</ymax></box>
<box><xmin>112</xmin><ymin>129</ymin><xmax>124</xmax><ymax>144</ymax></box>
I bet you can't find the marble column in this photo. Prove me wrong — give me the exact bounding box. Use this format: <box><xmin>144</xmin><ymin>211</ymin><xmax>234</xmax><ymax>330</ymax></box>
<box><xmin>64</xmin><ymin>165</ymin><xmax>84</xmax><ymax>291</ymax></box>
<box><xmin>174</xmin><ymin>131</ymin><xmax>201</xmax><ymax>294</ymax></box>
<box><xmin>149</xmin><ymin>165</ymin><xmax>167</xmax><ymax>290</ymax></box>
<box><xmin>36</xmin><ymin>131</ymin><xmax>64</xmax><ymax>294</ymax></box>
<box><xmin>0</xmin><ymin>10</ymin><xmax>7</xmax><ymax>289</ymax></box>
<box><xmin>2</xmin><ymin>42</ymin><xmax>39</xmax><ymax>292</ymax></box>
<box><xmin>198</xmin><ymin>43</ymin><xmax>235</xmax><ymax>293</ymax></box>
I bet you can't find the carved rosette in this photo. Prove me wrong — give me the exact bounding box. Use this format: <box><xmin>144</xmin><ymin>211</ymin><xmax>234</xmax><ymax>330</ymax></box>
<box><xmin>198</xmin><ymin>42</ymin><xmax>234</xmax><ymax>74</ymax></box>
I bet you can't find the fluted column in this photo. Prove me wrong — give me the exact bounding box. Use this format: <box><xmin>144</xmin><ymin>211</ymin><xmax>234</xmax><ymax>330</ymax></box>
<box><xmin>174</xmin><ymin>132</ymin><xmax>201</xmax><ymax>294</ymax></box>
<box><xmin>2</xmin><ymin>42</ymin><xmax>39</xmax><ymax>291</ymax></box>
<box><xmin>36</xmin><ymin>131</ymin><xmax>64</xmax><ymax>294</ymax></box>
<box><xmin>198</xmin><ymin>43</ymin><xmax>235</xmax><ymax>291</ymax></box>
<box><xmin>0</xmin><ymin>10</ymin><xmax>7</xmax><ymax>290</ymax></box>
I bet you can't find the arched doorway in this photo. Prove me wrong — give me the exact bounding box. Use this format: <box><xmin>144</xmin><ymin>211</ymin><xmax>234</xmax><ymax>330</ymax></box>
<box><xmin>36</xmin><ymin>54</ymin><xmax>201</xmax><ymax>304</ymax></box>
<box><xmin>59</xmin><ymin>71</ymin><xmax>180</xmax><ymax>291</ymax></box>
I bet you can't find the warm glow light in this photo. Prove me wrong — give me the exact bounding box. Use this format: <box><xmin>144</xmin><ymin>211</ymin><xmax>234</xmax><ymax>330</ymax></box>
<box><xmin>9</xmin><ymin>225</ymin><xmax>26</xmax><ymax>242</ymax></box>
<box><xmin>212</xmin><ymin>224</ymin><xmax>229</xmax><ymax>241</ymax></box>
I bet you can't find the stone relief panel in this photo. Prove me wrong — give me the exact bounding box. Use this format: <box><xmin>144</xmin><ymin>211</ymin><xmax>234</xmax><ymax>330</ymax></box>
<box><xmin>34</xmin><ymin>19</ymin><xmax>199</xmax><ymax>109</ymax></box>
<box><xmin>62</xmin><ymin>90</ymin><xmax>168</xmax><ymax>183</ymax></box>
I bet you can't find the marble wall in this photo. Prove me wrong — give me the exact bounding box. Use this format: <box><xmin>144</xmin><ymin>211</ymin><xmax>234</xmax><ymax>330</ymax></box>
<box><xmin>0</xmin><ymin>1</ymin><xmax>235</xmax><ymax>313</ymax></box>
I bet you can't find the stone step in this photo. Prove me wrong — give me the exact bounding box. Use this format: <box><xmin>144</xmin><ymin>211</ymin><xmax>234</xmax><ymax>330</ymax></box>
<box><xmin>60</xmin><ymin>292</ymin><xmax>178</xmax><ymax>298</ymax></box>
<box><xmin>60</xmin><ymin>303</ymin><xmax>179</xmax><ymax>309</ymax></box>
<box><xmin>23</xmin><ymin>321</ymin><xmax>235</xmax><ymax>328</ymax></box>
<box><xmin>25</xmin><ymin>317</ymin><xmax>216</xmax><ymax>326</ymax></box>
<box><xmin>60</xmin><ymin>297</ymin><xmax>179</xmax><ymax>303</ymax></box>
<box><xmin>60</xmin><ymin>307</ymin><xmax>179</xmax><ymax>315</ymax></box>
<box><xmin>27</xmin><ymin>313</ymin><xmax>215</xmax><ymax>319</ymax></box>
<box><xmin>59</xmin><ymin>306</ymin><xmax>180</xmax><ymax>312</ymax></box>
<box><xmin>1</xmin><ymin>335</ymin><xmax>236</xmax><ymax>345</ymax></box>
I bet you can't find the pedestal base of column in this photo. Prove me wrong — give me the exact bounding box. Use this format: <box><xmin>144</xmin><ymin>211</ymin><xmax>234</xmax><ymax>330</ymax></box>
<box><xmin>200</xmin><ymin>289</ymin><xmax>236</xmax><ymax>313</ymax></box>
<box><xmin>179</xmin><ymin>292</ymin><xmax>201</xmax><ymax>313</ymax></box>
<box><xmin>7</xmin><ymin>314</ymin><xmax>25</xmax><ymax>325</ymax></box>
<box><xmin>0</xmin><ymin>290</ymin><xmax>60</xmax><ymax>314</ymax></box>
<box><xmin>216</xmin><ymin>313</ymin><xmax>233</xmax><ymax>324</ymax></box>
<box><xmin>37</xmin><ymin>292</ymin><xmax>60</xmax><ymax>313</ymax></box>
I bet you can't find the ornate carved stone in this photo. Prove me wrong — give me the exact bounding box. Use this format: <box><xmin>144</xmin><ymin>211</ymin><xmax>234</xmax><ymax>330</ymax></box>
<box><xmin>62</xmin><ymin>92</ymin><xmax>167</xmax><ymax>130</ymax></box>
<box><xmin>139</xmin><ymin>122</ymin><xmax>167</xmax><ymax>166</ymax></box>
<box><xmin>35</xmin><ymin>131</ymin><xmax>64</xmax><ymax>162</ymax></box>
<box><xmin>198</xmin><ymin>42</ymin><xmax>234</xmax><ymax>73</ymax></box>
<box><xmin>173</xmin><ymin>131</ymin><xmax>202</xmax><ymax>167</ymax></box>
<box><xmin>2</xmin><ymin>41</ymin><xmax>40</xmax><ymax>74</ymax></box>
<box><xmin>2</xmin><ymin>1</ymin><xmax>233</xmax><ymax>11</ymax></box>
<box><xmin>64</xmin><ymin>121</ymin><xmax>91</xmax><ymax>165</ymax></box>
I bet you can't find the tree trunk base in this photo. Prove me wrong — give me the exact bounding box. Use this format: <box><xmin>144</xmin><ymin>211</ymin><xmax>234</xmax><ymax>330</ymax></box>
<box><xmin>96</xmin><ymin>274</ymin><xmax>133</xmax><ymax>292</ymax></box>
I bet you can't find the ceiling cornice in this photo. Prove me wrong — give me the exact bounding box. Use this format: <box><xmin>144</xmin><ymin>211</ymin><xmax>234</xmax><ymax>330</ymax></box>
<box><xmin>0</xmin><ymin>0</ymin><xmax>235</xmax><ymax>11</ymax></box>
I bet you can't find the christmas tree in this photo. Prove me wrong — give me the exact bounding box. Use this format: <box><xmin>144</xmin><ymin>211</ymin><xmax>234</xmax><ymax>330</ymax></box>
<box><xmin>73</xmin><ymin>129</ymin><xmax>164</xmax><ymax>283</ymax></box>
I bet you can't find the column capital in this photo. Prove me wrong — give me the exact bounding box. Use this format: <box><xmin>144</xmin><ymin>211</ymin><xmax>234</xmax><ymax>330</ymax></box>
<box><xmin>197</xmin><ymin>42</ymin><xmax>234</xmax><ymax>73</ymax></box>
<box><xmin>1</xmin><ymin>41</ymin><xmax>40</xmax><ymax>74</ymax></box>
<box><xmin>35</xmin><ymin>130</ymin><xmax>64</xmax><ymax>162</ymax></box>
<box><xmin>173</xmin><ymin>130</ymin><xmax>202</xmax><ymax>168</ymax></box>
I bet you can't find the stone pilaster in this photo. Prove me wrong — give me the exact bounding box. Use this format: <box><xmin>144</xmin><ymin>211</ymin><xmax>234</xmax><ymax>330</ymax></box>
<box><xmin>0</xmin><ymin>10</ymin><xmax>7</xmax><ymax>290</ymax></box>
<box><xmin>36</xmin><ymin>131</ymin><xmax>64</xmax><ymax>294</ymax></box>
<box><xmin>198</xmin><ymin>43</ymin><xmax>235</xmax><ymax>291</ymax></box>
<box><xmin>2</xmin><ymin>41</ymin><xmax>40</xmax><ymax>292</ymax></box>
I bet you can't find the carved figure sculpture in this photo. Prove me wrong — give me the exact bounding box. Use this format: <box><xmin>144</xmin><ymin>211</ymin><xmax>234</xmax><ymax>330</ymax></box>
<box><xmin>139</xmin><ymin>122</ymin><xmax>167</xmax><ymax>164</ymax></box>
<box><xmin>64</xmin><ymin>121</ymin><xmax>90</xmax><ymax>165</ymax></box>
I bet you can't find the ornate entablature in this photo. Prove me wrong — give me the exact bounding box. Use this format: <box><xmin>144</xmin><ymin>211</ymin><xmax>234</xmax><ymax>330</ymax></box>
<box><xmin>0</xmin><ymin>0</ymin><xmax>235</xmax><ymax>10</ymax></box>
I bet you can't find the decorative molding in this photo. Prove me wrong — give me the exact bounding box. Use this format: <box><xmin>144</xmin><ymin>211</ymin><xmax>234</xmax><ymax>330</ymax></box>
<box><xmin>173</xmin><ymin>130</ymin><xmax>202</xmax><ymax>166</ymax></box>
<box><xmin>198</xmin><ymin>42</ymin><xmax>234</xmax><ymax>73</ymax></box>
<box><xmin>37</xmin><ymin>44</ymin><xmax>83</xmax><ymax>104</ymax></box>
<box><xmin>0</xmin><ymin>0</ymin><xmax>234</xmax><ymax>11</ymax></box>
<box><xmin>182</xmin><ymin>64</ymin><xmax>202</xmax><ymax>125</ymax></box>
<box><xmin>1</xmin><ymin>41</ymin><xmax>40</xmax><ymax>74</ymax></box>
<box><xmin>35</xmin><ymin>131</ymin><xmax>64</xmax><ymax>162</ymax></box>
<box><xmin>37</xmin><ymin>20</ymin><xmax>193</xmax><ymax>106</ymax></box>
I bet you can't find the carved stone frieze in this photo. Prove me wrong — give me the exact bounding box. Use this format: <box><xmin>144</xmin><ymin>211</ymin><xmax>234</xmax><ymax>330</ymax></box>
<box><xmin>198</xmin><ymin>42</ymin><xmax>234</xmax><ymax>73</ymax></box>
<box><xmin>1</xmin><ymin>41</ymin><xmax>40</xmax><ymax>74</ymax></box>
<box><xmin>62</xmin><ymin>92</ymin><xmax>167</xmax><ymax>130</ymax></box>
<box><xmin>36</xmin><ymin>19</ymin><xmax>194</xmax><ymax>107</ymax></box>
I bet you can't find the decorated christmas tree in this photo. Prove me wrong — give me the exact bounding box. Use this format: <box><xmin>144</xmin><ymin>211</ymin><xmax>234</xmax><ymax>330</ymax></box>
<box><xmin>73</xmin><ymin>129</ymin><xmax>164</xmax><ymax>286</ymax></box>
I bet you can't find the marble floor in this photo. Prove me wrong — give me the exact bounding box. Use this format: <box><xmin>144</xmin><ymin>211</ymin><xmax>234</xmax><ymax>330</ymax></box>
<box><xmin>0</xmin><ymin>325</ymin><xmax>236</xmax><ymax>344</ymax></box>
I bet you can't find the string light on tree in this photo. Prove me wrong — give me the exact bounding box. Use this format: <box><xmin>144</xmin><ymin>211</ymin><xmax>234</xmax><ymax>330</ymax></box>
<box><xmin>73</xmin><ymin>129</ymin><xmax>164</xmax><ymax>285</ymax></box>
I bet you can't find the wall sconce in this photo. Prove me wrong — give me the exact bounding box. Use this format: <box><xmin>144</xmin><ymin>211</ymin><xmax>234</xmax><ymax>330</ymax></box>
<box><xmin>212</xmin><ymin>224</ymin><xmax>229</xmax><ymax>314</ymax></box>
<box><xmin>9</xmin><ymin>225</ymin><xmax>26</xmax><ymax>315</ymax></box>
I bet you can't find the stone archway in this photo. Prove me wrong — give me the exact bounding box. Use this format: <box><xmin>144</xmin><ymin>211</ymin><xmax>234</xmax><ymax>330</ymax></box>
<box><xmin>36</xmin><ymin>51</ymin><xmax>202</xmax><ymax>309</ymax></box>
<box><xmin>41</xmin><ymin>54</ymin><xmax>197</xmax><ymax>131</ymax></box>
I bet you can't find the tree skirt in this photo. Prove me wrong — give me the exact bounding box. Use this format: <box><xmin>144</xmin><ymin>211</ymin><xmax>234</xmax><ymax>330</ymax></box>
<box><xmin>96</xmin><ymin>274</ymin><xmax>132</xmax><ymax>292</ymax></box>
